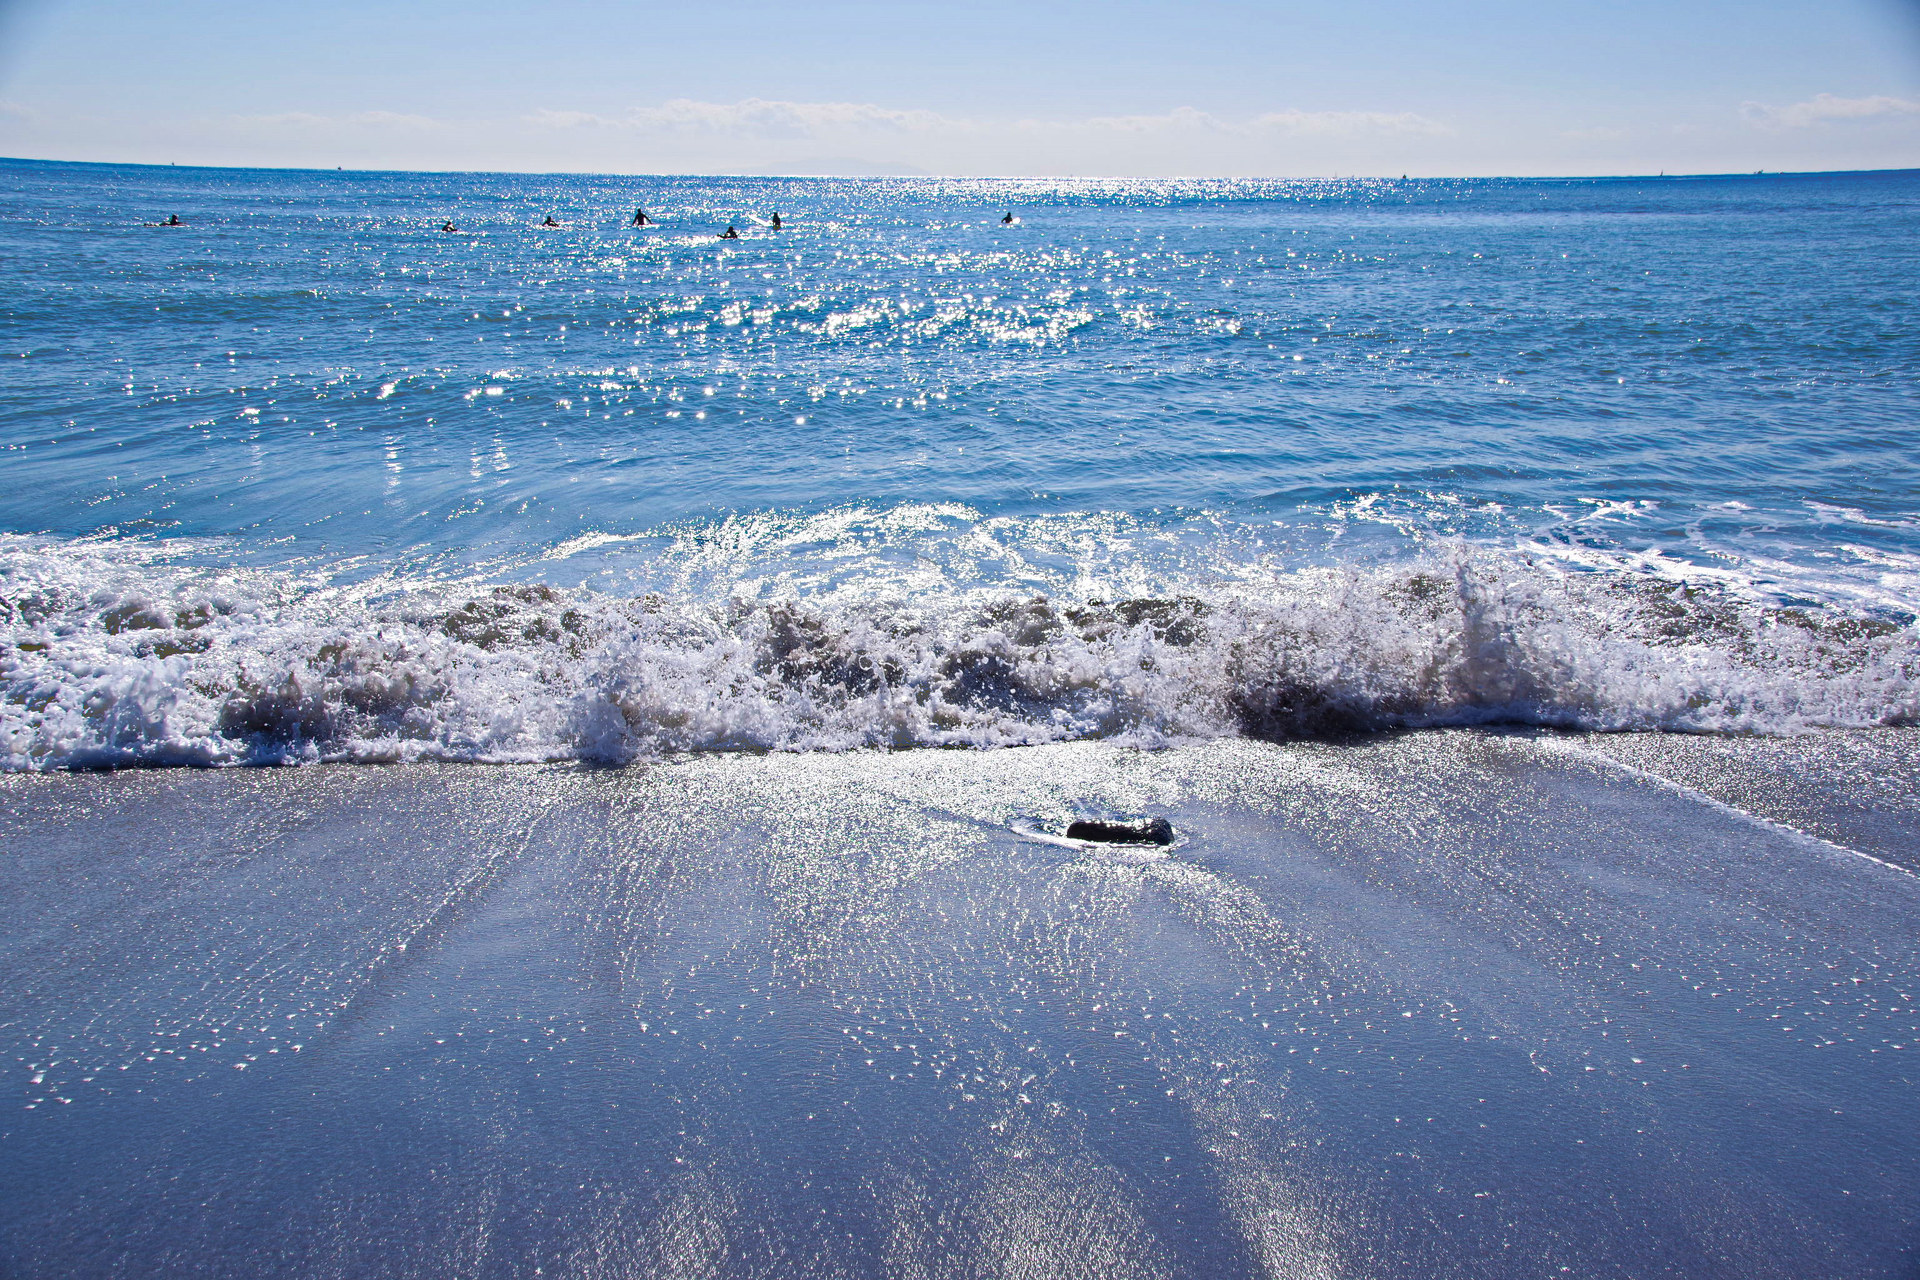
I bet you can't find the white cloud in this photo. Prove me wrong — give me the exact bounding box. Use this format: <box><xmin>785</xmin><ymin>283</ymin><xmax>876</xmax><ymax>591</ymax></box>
<box><xmin>1071</xmin><ymin>106</ymin><xmax>1223</xmax><ymax>134</ymax></box>
<box><xmin>346</xmin><ymin>110</ymin><xmax>440</xmax><ymax>129</ymax></box>
<box><xmin>229</xmin><ymin>110</ymin><xmax>441</xmax><ymax>131</ymax></box>
<box><xmin>1065</xmin><ymin>105</ymin><xmax>1448</xmax><ymax>137</ymax></box>
<box><xmin>525</xmin><ymin>109</ymin><xmax>604</xmax><ymax>129</ymax></box>
<box><xmin>1249</xmin><ymin>109</ymin><xmax>1451</xmax><ymax>137</ymax></box>
<box><xmin>527</xmin><ymin>97</ymin><xmax>1447</xmax><ymax>142</ymax></box>
<box><xmin>1741</xmin><ymin>93</ymin><xmax>1920</xmax><ymax>129</ymax></box>
<box><xmin>1</xmin><ymin>93</ymin><xmax>1493</xmax><ymax>177</ymax></box>
<box><xmin>506</xmin><ymin>96</ymin><xmax>1461</xmax><ymax>175</ymax></box>
<box><xmin>527</xmin><ymin>98</ymin><xmax>950</xmax><ymax>137</ymax></box>
<box><xmin>232</xmin><ymin>112</ymin><xmax>329</xmax><ymax>128</ymax></box>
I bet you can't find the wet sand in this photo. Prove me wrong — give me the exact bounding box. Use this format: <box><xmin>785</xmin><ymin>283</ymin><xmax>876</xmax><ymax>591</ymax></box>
<box><xmin>2</xmin><ymin>729</ymin><xmax>1916</xmax><ymax>1278</ymax></box>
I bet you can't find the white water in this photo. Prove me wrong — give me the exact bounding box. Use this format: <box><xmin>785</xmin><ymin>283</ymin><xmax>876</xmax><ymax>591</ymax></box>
<box><xmin>4</xmin><ymin>514</ymin><xmax>1913</xmax><ymax>770</ymax></box>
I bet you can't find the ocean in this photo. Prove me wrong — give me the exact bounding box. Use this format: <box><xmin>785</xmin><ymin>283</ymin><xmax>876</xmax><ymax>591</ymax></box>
<box><xmin>1</xmin><ymin>161</ymin><xmax>1917</xmax><ymax>766</ymax></box>
<box><xmin>1</xmin><ymin>159</ymin><xmax>1917</xmax><ymax>1277</ymax></box>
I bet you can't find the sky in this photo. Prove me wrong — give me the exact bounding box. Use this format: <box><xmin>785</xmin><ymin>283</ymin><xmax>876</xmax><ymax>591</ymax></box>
<box><xmin>0</xmin><ymin>0</ymin><xmax>1917</xmax><ymax>176</ymax></box>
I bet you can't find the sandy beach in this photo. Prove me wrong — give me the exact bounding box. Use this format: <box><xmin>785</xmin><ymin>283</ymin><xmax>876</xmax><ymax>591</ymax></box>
<box><xmin>3</xmin><ymin>729</ymin><xmax>1915</xmax><ymax>1278</ymax></box>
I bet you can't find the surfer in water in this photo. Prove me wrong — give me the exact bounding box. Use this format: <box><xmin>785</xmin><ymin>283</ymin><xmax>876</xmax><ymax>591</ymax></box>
<box><xmin>441</xmin><ymin>221</ymin><xmax>457</xmax><ymax>232</ymax></box>
<box><xmin>542</xmin><ymin>215</ymin><xmax>560</xmax><ymax>227</ymax></box>
<box><xmin>770</xmin><ymin>211</ymin><xmax>783</xmax><ymax>230</ymax></box>
<box><xmin>632</xmin><ymin>208</ymin><xmax>652</xmax><ymax>226</ymax></box>
<box><xmin>719</xmin><ymin>225</ymin><xmax>740</xmax><ymax>240</ymax></box>
<box><xmin>1001</xmin><ymin>210</ymin><xmax>1014</xmax><ymax>224</ymax></box>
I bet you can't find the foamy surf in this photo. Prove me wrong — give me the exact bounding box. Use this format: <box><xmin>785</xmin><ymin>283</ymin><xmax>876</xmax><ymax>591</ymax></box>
<box><xmin>3</xmin><ymin>528</ymin><xmax>1912</xmax><ymax>770</ymax></box>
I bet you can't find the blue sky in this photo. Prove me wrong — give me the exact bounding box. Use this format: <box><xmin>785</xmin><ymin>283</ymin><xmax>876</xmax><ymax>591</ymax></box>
<box><xmin>1</xmin><ymin>0</ymin><xmax>1916</xmax><ymax>175</ymax></box>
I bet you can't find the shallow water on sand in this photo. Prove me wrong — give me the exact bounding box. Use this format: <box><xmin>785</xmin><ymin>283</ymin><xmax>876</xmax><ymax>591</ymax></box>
<box><xmin>2</xmin><ymin>731</ymin><xmax>1916</xmax><ymax>1277</ymax></box>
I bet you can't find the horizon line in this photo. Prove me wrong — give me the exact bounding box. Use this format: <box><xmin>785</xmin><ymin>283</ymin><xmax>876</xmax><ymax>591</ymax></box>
<box><xmin>4</xmin><ymin>154</ymin><xmax>1918</xmax><ymax>185</ymax></box>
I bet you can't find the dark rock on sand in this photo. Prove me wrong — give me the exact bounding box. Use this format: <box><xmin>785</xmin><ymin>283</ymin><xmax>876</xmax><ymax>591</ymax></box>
<box><xmin>1066</xmin><ymin>816</ymin><xmax>1175</xmax><ymax>845</ymax></box>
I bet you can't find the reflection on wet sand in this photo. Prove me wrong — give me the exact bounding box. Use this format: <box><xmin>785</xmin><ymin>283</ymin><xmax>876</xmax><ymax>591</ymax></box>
<box><xmin>2</xmin><ymin>730</ymin><xmax>1916</xmax><ymax>1277</ymax></box>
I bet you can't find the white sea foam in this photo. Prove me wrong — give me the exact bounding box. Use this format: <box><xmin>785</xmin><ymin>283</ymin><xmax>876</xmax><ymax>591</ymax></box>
<box><xmin>2</xmin><ymin>524</ymin><xmax>1914</xmax><ymax>771</ymax></box>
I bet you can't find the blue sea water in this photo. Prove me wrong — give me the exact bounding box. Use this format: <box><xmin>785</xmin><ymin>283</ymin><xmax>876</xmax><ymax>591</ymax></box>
<box><xmin>2</xmin><ymin>160</ymin><xmax>1918</xmax><ymax>766</ymax></box>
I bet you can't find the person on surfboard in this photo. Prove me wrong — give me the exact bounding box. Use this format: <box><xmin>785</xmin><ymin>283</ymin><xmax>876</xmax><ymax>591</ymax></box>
<box><xmin>1001</xmin><ymin>211</ymin><xmax>1014</xmax><ymax>224</ymax></box>
<box><xmin>441</xmin><ymin>221</ymin><xmax>457</xmax><ymax>232</ymax></box>
<box><xmin>633</xmin><ymin>208</ymin><xmax>652</xmax><ymax>226</ymax></box>
<box><xmin>770</xmin><ymin>211</ymin><xmax>783</xmax><ymax>230</ymax></box>
<box><xmin>719</xmin><ymin>225</ymin><xmax>740</xmax><ymax>239</ymax></box>
<box><xmin>542</xmin><ymin>215</ymin><xmax>560</xmax><ymax>227</ymax></box>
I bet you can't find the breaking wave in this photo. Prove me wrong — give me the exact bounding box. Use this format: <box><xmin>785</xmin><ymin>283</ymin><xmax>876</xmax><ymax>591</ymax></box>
<box><xmin>3</xmin><ymin>527</ymin><xmax>1914</xmax><ymax>771</ymax></box>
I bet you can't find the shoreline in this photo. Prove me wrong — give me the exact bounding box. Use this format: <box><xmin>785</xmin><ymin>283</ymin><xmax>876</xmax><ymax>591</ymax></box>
<box><xmin>6</xmin><ymin>724</ymin><xmax>1917</xmax><ymax>870</ymax></box>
